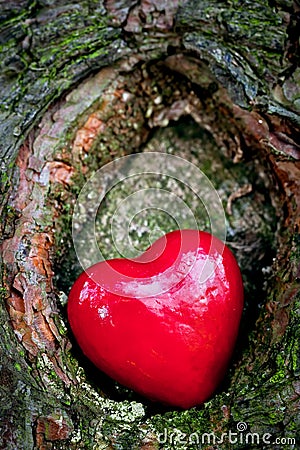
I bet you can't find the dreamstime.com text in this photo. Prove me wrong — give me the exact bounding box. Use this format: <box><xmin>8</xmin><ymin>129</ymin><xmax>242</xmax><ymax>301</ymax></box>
<box><xmin>157</xmin><ymin>422</ymin><xmax>296</xmax><ymax>448</ymax></box>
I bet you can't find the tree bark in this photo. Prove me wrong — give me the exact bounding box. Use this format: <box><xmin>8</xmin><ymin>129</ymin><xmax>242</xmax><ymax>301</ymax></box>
<box><xmin>0</xmin><ymin>1</ymin><xmax>299</xmax><ymax>449</ymax></box>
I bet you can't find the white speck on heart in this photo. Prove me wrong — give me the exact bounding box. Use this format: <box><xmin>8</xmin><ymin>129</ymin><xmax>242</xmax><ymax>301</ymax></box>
<box><xmin>176</xmin><ymin>251</ymin><xmax>197</xmax><ymax>275</ymax></box>
<box><xmin>79</xmin><ymin>281</ymin><xmax>90</xmax><ymax>305</ymax></box>
<box><xmin>119</xmin><ymin>280</ymin><xmax>166</xmax><ymax>296</ymax></box>
<box><xmin>98</xmin><ymin>305</ymin><xmax>109</xmax><ymax>319</ymax></box>
<box><xmin>192</xmin><ymin>258</ymin><xmax>215</xmax><ymax>283</ymax></box>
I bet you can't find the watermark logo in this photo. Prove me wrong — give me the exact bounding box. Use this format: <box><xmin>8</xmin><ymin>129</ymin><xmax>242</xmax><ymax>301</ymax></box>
<box><xmin>157</xmin><ymin>422</ymin><xmax>296</xmax><ymax>448</ymax></box>
<box><xmin>72</xmin><ymin>152</ymin><xmax>226</xmax><ymax>295</ymax></box>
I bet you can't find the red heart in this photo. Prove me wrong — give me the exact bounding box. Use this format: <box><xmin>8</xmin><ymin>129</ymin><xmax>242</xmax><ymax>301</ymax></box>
<box><xmin>68</xmin><ymin>230</ymin><xmax>243</xmax><ymax>409</ymax></box>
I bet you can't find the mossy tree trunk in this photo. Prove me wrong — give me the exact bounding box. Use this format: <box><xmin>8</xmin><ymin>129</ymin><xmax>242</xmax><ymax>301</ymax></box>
<box><xmin>0</xmin><ymin>1</ymin><xmax>299</xmax><ymax>449</ymax></box>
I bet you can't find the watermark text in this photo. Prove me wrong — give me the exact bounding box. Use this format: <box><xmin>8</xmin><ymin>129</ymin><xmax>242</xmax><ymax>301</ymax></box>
<box><xmin>157</xmin><ymin>422</ymin><xmax>296</xmax><ymax>448</ymax></box>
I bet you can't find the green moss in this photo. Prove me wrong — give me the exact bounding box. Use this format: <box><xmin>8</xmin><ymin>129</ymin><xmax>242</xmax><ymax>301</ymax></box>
<box><xmin>0</xmin><ymin>286</ymin><xmax>8</xmax><ymax>301</ymax></box>
<box><xmin>37</xmin><ymin>25</ymin><xmax>115</xmax><ymax>68</ymax></box>
<box><xmin>14</xmin><ymin>362</ymin><xmax>21</xmax><ymax>372</ymax></box>
<box><xmin>269</xmin><ymin>369</ymin><xmax>286</xmax><ymax>384</ymax></box>
<box><xmin>151</xmin><ymin>407</ymin><xmax>210</xmax><ymax>434</ymax></box>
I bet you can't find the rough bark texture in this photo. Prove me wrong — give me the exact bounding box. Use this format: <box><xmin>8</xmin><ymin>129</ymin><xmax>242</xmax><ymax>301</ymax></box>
<box><xmin>0</xmin><ymin>1</ymin><xmax>299</xmax><ymax>449</ymax></box>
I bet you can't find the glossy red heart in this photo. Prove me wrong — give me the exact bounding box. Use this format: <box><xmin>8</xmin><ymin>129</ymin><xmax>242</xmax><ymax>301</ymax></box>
<box><xmin>68</xmin><ymin>230</ymin><xmax>243</xmax><ymax>409</ymax></box>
